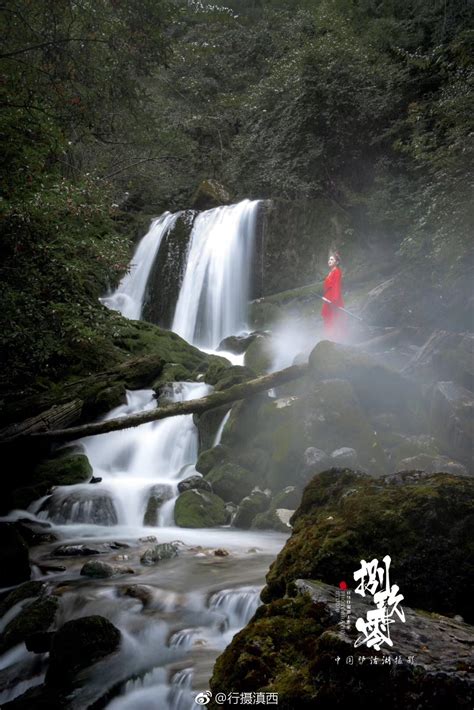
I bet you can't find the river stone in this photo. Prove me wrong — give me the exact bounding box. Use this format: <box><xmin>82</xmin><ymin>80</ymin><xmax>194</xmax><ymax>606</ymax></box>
<box><xmin>177</xmin><ymin>474</ymin><xmax>212</xmax><ymax>493</ymax></box>
<box><xmin>0</xmin><ymin>524</ymin><xmax>30</xmax><ymax>586</ymax></box>
<box><xmin>174</xmin><ymin>490</ymin><xmax>227</xmax><ymax>528</ymax></box>
<box><xmin>217</xmin><ymin>334</ymin><xmax>259</xmax><ymax>354</ymax></box>
<box><xmin>0</xmin><ymin>581</ymin><xmax>46</xmax><ymax>618</ymax></box>
<box><xmin>46</xmin><ymin>615</ymin><xmax>121</xmax><ymax>688</ymax></box>
<box><xmin>330</xmin><ymin>447</ymin><xmax>358</xmax><ymax>467</ymax></box>
<box><xmin>140</xmin><ymin>542</ymin><xmax>180</xmax><ymax>565</ymax></box>
<box><xmin>80</xmin><ymin>561</ymin><xmax>116</xmax><ymax>578</ymax></box>
<box><xmin>121</xmin><ymin>585</ymin><xmax>154</xmax><ymax>606</ymax></box>
<box><xmin>233</xmin><ymin>490</ymin><xmax>270</xmax><ymax>529</ymax></box>
<box><xmin>0</xmin><ymin>596</ymin><xmax>59</xmax><ymax>654</ymax></box>
<box><xmin>52</xmin><ymin>544</ymin><xmax>103</xmax><ymax>557</ymax></box>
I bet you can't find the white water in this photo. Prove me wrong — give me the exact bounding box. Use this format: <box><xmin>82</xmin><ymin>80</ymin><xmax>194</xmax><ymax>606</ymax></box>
<box><xmin>173</xmin><ymin>200</ymin><xmax>259</xmax><ymax>349</ymax></box>
<box><xmin>101</xmin><ymin>212</ymin><xmax>179</xmax><ymax>320</ymax></box>
<box><xmin>0</xmin><ymin>199</ymin><xmax>286</xmax><ymax>708</ymax></box>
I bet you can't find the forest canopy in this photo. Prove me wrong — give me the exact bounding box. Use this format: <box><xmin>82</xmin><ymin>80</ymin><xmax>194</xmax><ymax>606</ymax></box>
<box><xmin>1</xmin><ymin>0</ymin><xmax>473</xmax><ymax>395</ymax></box>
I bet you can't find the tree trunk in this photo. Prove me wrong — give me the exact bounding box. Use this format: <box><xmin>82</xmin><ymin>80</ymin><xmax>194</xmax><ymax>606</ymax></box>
<box><xmin>5</xmin><ymin>364</ymin><xmax>308</xmax><ymax>444</ymax></box>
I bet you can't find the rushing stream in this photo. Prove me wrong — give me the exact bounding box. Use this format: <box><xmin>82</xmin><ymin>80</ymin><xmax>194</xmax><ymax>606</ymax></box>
<box><xmin>0</xmin><ymin>199</ymin><xmax>288</xmax><ymax>708</ymax></box>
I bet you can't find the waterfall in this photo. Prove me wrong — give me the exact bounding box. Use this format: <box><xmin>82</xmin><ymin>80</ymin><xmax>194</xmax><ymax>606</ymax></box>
<box><xmin>101</xmin><ymin>212</ymin><xmax>179</xmax><ymax>320</ymax></box>
<box><xmin>172</xmin><ymin>200</ymin><xmax>259</xmax><ymax>348</ymax></box>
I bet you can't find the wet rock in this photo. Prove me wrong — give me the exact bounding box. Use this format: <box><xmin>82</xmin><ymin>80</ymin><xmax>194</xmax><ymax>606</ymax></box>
<box><xmin>233</xmin><ymin>490</ymin><xmax>271</xmax><ymax>529</ymax></box>
<box><xmin>52</xmin><ymin>543</ymin><xmax>103</xmax><ymax>557</ymax></box>
<box><xmin>90</xmin><ymin>476</ymin><xmax>102</xmax><ymax>484</ymax></box>
<box><xmin>121</xmin><ymin>585</ymin><xmax>154</xmax><ymax>606</ymax></box>
<box><xmin>214</xmin><ymin>549</ymin><xmax>230</xmax><ymax>557</ymax></box>
<box><xmin>195</xmin><ymin>405</ymin><xmax>231</xmax><ymax>452</ymax></box>
<box><xmin>91</xmin><ymin>384</ymin><xmax>127</xmax><ymax>416</ymax></box>
<box><xmin>0</xmin><ymin>581</ymin><xmax>46</xmax><ymax>618</ymax></box>
<box><xmin>205</xmin><ymin>462</ymin><xmax>259</xmax><ymax>504</ymax></box>
<box><xmin>330</xmin><ymin>447</ymin><xmax>358</xmax><ymax>467</ymax></box>
<box><xmin>35</xmin><ymin>452</ymin><xmax>93</xmax><ymax>489</ymax></box>
<box><xmin>178</xmin><ymin>474</ymin><xmax>212</xmax><ymax>494</ymax></box>
<box><xmin>143</xmin><ymin>483</ymin><xmax>173</xmax><ymax>526</ymax></box>
<box><xmin>140</xmin><ymin>542</ymin><xmax>180</xmax><ymax>565</ymax></box>
<box><xmin>429</xmin><ymin>381</ymin><xmax>474</xmax><ymax>463</ymax></box>
<box><xmin>138</xmin><ymin>535</ymin><xmax>157</xmax><ymax>543</ymax></box>
<box><xmin>40</xmin><ymin>491</ymin><xmax>118</xmax><ymax>525</ymax></box>
<box><xmin>80</xmin><ymin>561</ymin><xmax>116</xmax><ymax>578</ymax></box>
<box><xmin>10</xmin><ymin>520</ymin><xmax>57</xmax><ymax>547</ymax></box>
<box><xmin>174</xmin><ymin>490</ymin><xmax>227</xmax><ymax>528</ymax></box>
<box><xmin>46</xmin><ymin>615</ymin><xmax>121</xmax><ymax>688</ymax></box>
<box><xmin>0</xmin><ymin>596</ymin><xmax>59</xmax><ymax>654</ymax></box>
<box><xmin>0</xmin><ymin>523</ymin><xmax>30</xmax><ymax>586</ymax></box>
<box><xmin>195</xmin><ymin>445</ymin><xmax>230</xmax><ymax>476</ymax></box>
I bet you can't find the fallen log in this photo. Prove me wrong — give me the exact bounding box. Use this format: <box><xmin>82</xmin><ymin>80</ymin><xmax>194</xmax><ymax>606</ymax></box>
<box><xmin>0</xmin><ymin>399</ymin><xmax>83</xmax><ymax>441</ymax></box>
<box><xmin>6</xmin><ymin>363</ymin><xmax>309</xmax><ymax>444</ymax></box>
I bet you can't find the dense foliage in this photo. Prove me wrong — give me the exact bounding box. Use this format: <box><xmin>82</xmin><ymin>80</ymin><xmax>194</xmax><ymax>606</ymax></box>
<box><xmin>1</xmin><ymin>0</ymin><xmax>472</xmax><ymax>398</ymax></box>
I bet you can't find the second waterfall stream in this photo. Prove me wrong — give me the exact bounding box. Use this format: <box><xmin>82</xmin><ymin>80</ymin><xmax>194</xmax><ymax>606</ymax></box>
<box><xmin>0</xmin><ymin>200</ymin><xmax>288</xmax><ymax>709</ymax></box>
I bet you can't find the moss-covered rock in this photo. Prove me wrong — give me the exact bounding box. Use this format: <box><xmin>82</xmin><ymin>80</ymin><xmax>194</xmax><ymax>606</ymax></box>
<box><xmin>195</xmin><ymin>405</ymin><xmax>231</xmax><ymax>452</ymax></box>
<box><xmin>177</xmin><ymin>474</ymin><xmax>212</xmax><ymax>494</ymax></box>
<box><xmin>217</xmin><ymin>334</ymin><xmax>259</xmax><ymax>354</ymax></box>
<box><xmin>261</xmin><ymin>469</ymin><xmax>474</xmax><ymax>623</ymax></box>
<box><xmin>209</xmin><ymin>592</ymin><xmax>473</xmax><ymax>709</ymax></box>
<box><xmin>205</xmin><ymin>462</ymin><xmax>260</xmax><ymax>504</ymax></box>
<box><xmin>309</xmin><ymin>340</ymin><xmax>425</xmax><ymax>429</ymax></box>
<box><xmin>191</xmin><ymin>179</ymin><xmax>231</xmax><ymax>210</ymax></box>
<box><xmin>46</xmin><ymin>615</ymin><xmax>121</xmax><ymax>688</ymax></box>
<box><xmin>0</xmin><ymin>596</ymin><xmax>59</xmax><ymax>654</ymax></box>
<box><xmin>174</xmin><ymin>489</ymin><xmax>227</xmax><ymax>528</ymax></box>
<box><xmin>244</xmin><ymin>335</ymin><xmax>273</xmax><ymax>375</ymax></box>
<box><xmin>0</xmin><ymin>581</ymin><xmax>46</xmax><ymax>618</ymax></box>
<box><xmin>214</xmin><ymin>365</ymin><xmax>256</xmax><ymax>391</ymax></box>
<box><xmin>196</xmin><ymin>445</ymin><xmax>230</xmax><ymax>475</ymax></box>
<box><xmin>251</xmin><ymin>508</ymin><xmax>291</xmax><ymax>532</ymax></box>
<box><xmin>233</xmin><ymin>490</ymin><xmax>270</xmax><ymax>529</ymax></box>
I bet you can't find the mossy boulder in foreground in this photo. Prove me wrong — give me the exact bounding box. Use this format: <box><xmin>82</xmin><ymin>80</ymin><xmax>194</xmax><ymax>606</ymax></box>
<box><xmin>210</xmin><ymin>469</ymin><xmax>474</xmax><ymax>708</ymax></box>
<box><xmin>262</xmin><ymin>469</ymin><xmax>474</xmax><ymax>621</ymax></box>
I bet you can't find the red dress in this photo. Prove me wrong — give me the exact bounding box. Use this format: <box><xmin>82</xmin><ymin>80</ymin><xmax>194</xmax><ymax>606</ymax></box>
<box><xmin>321</xmin><ymin>266</ymin><xmax>344</xmax><ymax>340</ymax></box>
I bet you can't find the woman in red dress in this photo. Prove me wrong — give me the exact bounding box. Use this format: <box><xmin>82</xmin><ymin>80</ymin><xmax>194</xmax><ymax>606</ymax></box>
<box><xmin>321</xmin><ymin>252</ymin><xmax>345</xmax><ymax>341</ymax></box>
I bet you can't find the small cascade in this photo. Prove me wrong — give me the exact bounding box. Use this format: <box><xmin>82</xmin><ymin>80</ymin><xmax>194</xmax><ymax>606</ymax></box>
<box><xmin>173</xmin><ymin>200</ymin><xmax>259</xmax><ymax>348</ymax></box>
<box><xmin>101</xmin><ymin>212</ymin><xmax>179</xmax><ymax>320</ymax></box>
<box><xmin>208</xmin><ymin>587</ymin><xmax>261</xmax><ymax>631</ymax></box>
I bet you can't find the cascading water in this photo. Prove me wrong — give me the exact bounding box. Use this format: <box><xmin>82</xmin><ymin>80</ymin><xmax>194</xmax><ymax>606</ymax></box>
<box><xmin>173</xmin><ymin>200</ymin><xmax>259</xmax><ymax>349</ymax></box>
<box><xmin>0</xmin><ymin>199</ymin><xmax>286</xmax><ymax>709</ymax></box>
<box><xmin>101</xmin><ymin>212</ymin><xmax>179</xmax><ymax>320</ymax></box>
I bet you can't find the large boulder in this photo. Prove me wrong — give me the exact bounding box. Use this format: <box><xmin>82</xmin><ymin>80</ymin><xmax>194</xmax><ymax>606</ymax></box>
<box><xmin>205</xmin><ymin>463</ymin><xmax>259</xmax><ymax>504</ymax></box>
<box><xmin>261</xmin><ymin>469</ymin><xmax>474</xmax><ymax>624</ymax></box>
<box><xmin>243</xmin><ymin>335</ymin><xmax>273</xmax><ymax>375</ymax></box>
<box><xmin>233</xmin><ymin>490</ymin><xmax>270</xmax><ymax>529</ymax></box>
<box><xmin>308</xmin><ymin>340</ymin><xmax>424</xmax><ymax>429</ymax></box>
<box><xmin>195</xmin><ymin>445</ymin><xmax>230</xmax><ymax>475</ymax></box>
<box><xmin>46</xmin><ymin>616</ymin><xmax>121</xmax><ymax>688</ymax></box>
<box><xmin>174</xmin><ymin>490</ymin><xmax>227</xmax><ymax>528</ymax></box>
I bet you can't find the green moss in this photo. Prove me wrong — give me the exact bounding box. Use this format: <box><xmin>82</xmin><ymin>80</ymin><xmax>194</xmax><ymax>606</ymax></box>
<box><xmin>244</xmin><ymin>336</ymin><xmax>273</xmax><ymax>375</ymax></box>
<box><xmin>196</xmin><ymin>445</ymin><xmax>230</xmax><ymax>475</ymax></box>
<box><xmin>174</xmin><ymin>489</ymin><xmax>227</xmax><ymax>528</ymax></box>
<box><xmin>205</xmin><ymin>462</ymin><xmax>260</xmax><ymax>504</ymax></box>
<box><xmin>233</xmin><ymin>491</ymin><xmax>270</xmax><ymax>529</ymax></box>
<box><xmin>261</xmin><ymin>470</ymin><xmax>474</xmax><ymax>623</ymax></box>
<box><xmin>214</xmin><ymin>365</ymin><xmax>257</xmax><ymax>391</ymax></box>
<box><xmin>252</xmin><ymin>508</ymin><xmax>290</xmax><ymax>533</ymax></box>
